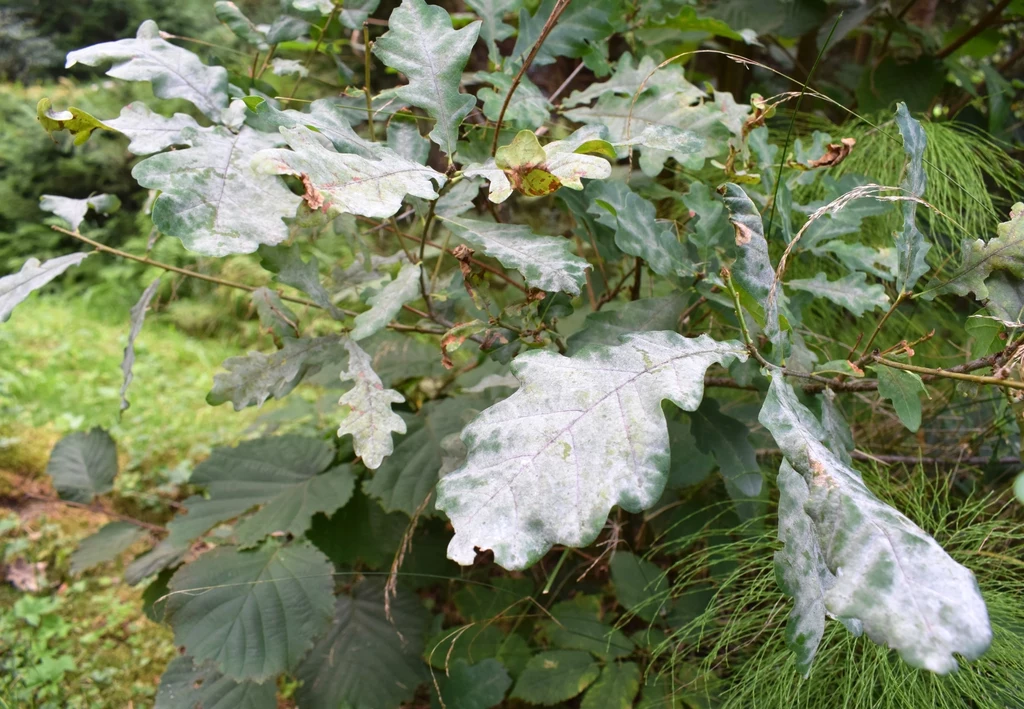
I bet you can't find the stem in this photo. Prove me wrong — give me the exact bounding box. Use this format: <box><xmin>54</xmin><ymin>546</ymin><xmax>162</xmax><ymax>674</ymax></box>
<box><xmin>857</xmin><ymin>292</ymin><xmax>903</xmax><ymax>361</ymax></box>
<box><xmin>873</xmin><ymin>355</ymin><xmax>1024</xmax><ymax>392</ymax></box>
<box><xmin>629</xmin><ymin>258</ymin><xmax>643</xmax><ymax>300</ymax></box>
<box><xmin>542</xmin><ymin>548</ymin><xmax>571</xmax><ymax>594</ymax></box>
<box><xmin>52</xmin><ymin>226</ymin><xmax>441</xmax><ymax>335</ymax></box>
<box><xmin>936</xmin><ymin>0</ymin><xmax>1012</xmax><ymax>59</ymax></box>
<box><xmin>548</xmin><ymin>61</ymin><xmax>585</xmax><ymax>106</ymax></box>
<box><xmin>429</xmin><ymin>228</ymin><xmax>453</xmax><ymax>292</ymax></box>
<box><xmin>419</xmin><ymin>199</ymin><xmax>438</xmax><ymax>313</ymax></box>
<box><xmin>722</xmin><ymin>267</ymin><xmax>766</xmax><ymax>365</ymax></box>
<box><xmin>20</xmin><ymin>492</ymin><xmax>165</xmax><ymax>534</ymax></box>
<box><xmin>250</xmin><ymin>51</ymin><xmax>261</xmax><ymax>79</ymax></box>
<box><xmin>363</xmin><ymin>23</ymin><xmax>376</xmax><ymax>141</ymax></box>
<box><xmin>255</xmin><ymin>45</ymin><xmax>277</xmax><ymax>80</ymax></box>
<box><xmin>490</xmin><ymin>0</ymin><xmax>573</xmax><ymax>156</ymax></box>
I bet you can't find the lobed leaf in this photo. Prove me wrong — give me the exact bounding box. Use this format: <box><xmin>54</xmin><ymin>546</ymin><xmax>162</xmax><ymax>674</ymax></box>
<box><xmin>588</xmin><ymin>181</ymin><xmax>685</xmax><ymax>277</ymax></box>
<box><xmin>893</xmin><ymin>103</ymin><xmax>930</xmax><ymax>293</ymax></box>
<box><xmin>786</xmin><ymin>272</ymin><xmax>889</xmax><ymax>317</ymax></box>
<box><xmin>337</xmin><ymin>340</ymin><xmax>407</xmax><ymax>470</ymax></box>
<box><xmin>0</xmin><ymin>253</ymin><xmax>90</xmax><ymax>323</ymax></box>
<box><xmin>36</xmin><ymin>97</ymin><xmax>114</xmax><ymax>145</ymax></box>
<box><xmin>105</xmin><ymin>102</ymin><xmax>206</xmax><ymax>155</ymax></box>
<box><xmin>350</xmin><ymin>261</ymin><xmax>422</xmax><ymax>341</ymax></box>
<box><xmin>436</xmin><ymin>331</ymin><xmax>746</xmax><ymax>569</ymax></box>
<box><xmin>39</xmin><ymin>194</ymin><xmax>121</xmax><ymax>231</ymax></box>
<box><xmin>119</xmin><ymin>278</ymin><xmax>160</xmax><ymax>412</ymax></box>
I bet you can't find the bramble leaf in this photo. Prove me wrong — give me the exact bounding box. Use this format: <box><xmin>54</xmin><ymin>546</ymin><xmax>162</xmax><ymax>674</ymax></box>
<box><xmin>70</xmin><ymin>522</ymin><xmax>146</xmax><ymax>575</ymax></box>
<box><xmin>156</xmin><ymin>656</ymin><xmax>275</xmax><ymax>709</ymax></box>
<box><xmin>434</xmin><ymin>658</ymin><xmax>511</xmax><ymax>709</ymax></box>
<box><xmin>337</xmin><ymin>340</ymin><xmax>406</xmax><ymax>470</ymax></box>
<box><xmin>759</xmin><ymin>374</ymin><xmax>992</xmax><ymax>674</ymax></box>
<box><xmin>350</xmin><ymin>261</ymin><xmax>422</xmax><ymax>341</ymax></box>
<box><xmin>786</xmin><ymin>272</ymin><xmax>890</xmax><ymax>317</ymax></box>
<box><xmin>65</xmin><ymin>21</ymin><xmax>229</xmax><ymax>121</ymax></box>
<box><xmin>295</xmin><ymin>580</ymin><xmax>429</xmax><ymax>709</ymax></box>
<box><xmin>371</xmin><ymin>0</ymin><xmax>481</xmax><ymax>158</ymax></box>
<box><xmin>133</xmin><ymin>126</ymin><xmax>301</xmax><ymax>256</ymax></box>
<box><xmin>436</xmin><ymin>332</ymin><xmax>746</xmax><ymax>569</ymax></box>
<box><xmin>45</xmin><ymin>427</ymin><xmax>117</xmax><ymax>503</ymax></box>
<box><xmin>541</xmin><ymin>595</ymin><xmax>634</xmax><ymax>659</ymax></box>
<box><xmin>253</xmin><ymin>126</ymin><xmax>444</xmax><ymax>220</ymax></box>
<box><xmin>439</xmin><ymin>215</ymin><xmax>590</xmax><ymax>295</ymax></box>
<box><xmin>581</xmin><ymin>662</ymin><xmax>641</xmax><ymax>709</ymax></box>
<box><xmin>166</xmin><ymin>541</ymin><xmax>335</xmax><ymax>681</ymax></box>
<box><xmin>207</xmin><ymin>335</ymin><xmax>346</xmax><ymax>410</ymax></box>
<box><xmin>1</xmin><ymin>253</ymin><xmax>90</xmax><ymax>323</ymax></box>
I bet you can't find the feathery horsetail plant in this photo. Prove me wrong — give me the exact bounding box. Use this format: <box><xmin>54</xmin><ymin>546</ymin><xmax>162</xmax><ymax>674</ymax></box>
<box><xmin>5</xmin><ymin>0</ymin><xmax>1023</xmax><ymax>706</ymax></box>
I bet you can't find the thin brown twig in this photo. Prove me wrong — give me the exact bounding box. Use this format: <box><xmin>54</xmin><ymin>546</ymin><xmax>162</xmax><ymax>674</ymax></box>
<box><xmin>490</xmin><ymin>0</ymin><xmax>573</xmax><ymax>155</ymax></box>
<box><xmin>936</xmin><ymin>0</ymin><xmax>1013</xmax><ymax>59</ymax></box>
<box><xmin>20</xmin><ymin>492</ymin><xmax>166</xmax><ymax>534</ymax></box>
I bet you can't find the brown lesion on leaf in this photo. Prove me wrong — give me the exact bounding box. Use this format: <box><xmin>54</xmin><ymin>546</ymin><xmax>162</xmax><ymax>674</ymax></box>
<box><xmin>300</xmin><ymin>173</ymin><xmax>325</xmax><ymax>211</ymax></box>
<box><xmin>733</xmin><ymin>222</ymin><xmax>754</xmax><ymax>246</ymax></box>
<box><xmin>806</xmin><ymin>138</ymin><xmax>856</xmax><ymax>169</ymax></box>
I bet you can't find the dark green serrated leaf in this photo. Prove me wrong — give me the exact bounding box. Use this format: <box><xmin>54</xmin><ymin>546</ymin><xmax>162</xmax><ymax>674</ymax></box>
<box><xmin>296</xmin><ymin>579</ymin><xmax>429</xmax><ymax>709</ymax></box>
<box><xmin>541</xmin><ymin>595</ymin><xmax>634</xmax><ymax>660</ymax></box>
<box><xmin>433</xmin><ymin>658</ymin><xmax>511</xmax><ymax>709</ymax></box>
<box><xmin>872</xmin><ymin>364</ymin><xmax>927</xmax><ymax>433</ymax></box>
<box><xmin>307</xmin><ymin>489</ymin><xmax>407</xmax><ymax>569</ymax></box>
<box><xmin>69</xmin><ymin>522</ymin><xmax>146</xmax><ymax>576</ymax></box>
<box><xmin>45</xmin><ymin>428</ymin><xmax>117</xmax><ymax>503</ymax></box>
<box><xmin>511</xmin><ymin>650</ymin><xmax>600</xmax><ymax>705</ymax></box>
<box><xmin>124</xmin><ymin>538</ymin><xmax>189</xmax><ymax>586</ymax></box>
<box><xmin>155</xmin><ymin>656</ymin><xmax>276</xmax><ymax>709</ymax></box>
<box><xmin>689</xmin><ymin>399</ymin><xmax>762</xmax><ymax>497</ymax></box>
<box><xmin>610</xmin><ymin>551</ymin><xmax>669</xmax><ymax>623</ymax></box>
<box><xmin>166</xmin><ymin>541</ymin><xmax>335</xmax><ymax>681</ymax></box>
<box><xmin>453</xmin><ymin>576</ymin><xmax>535</xmax><ymax>622</ymax></box>
<box><xmin>581</xmin><ymin>662</ymin><xmax>641</xmax><ymax>709</ymax></box>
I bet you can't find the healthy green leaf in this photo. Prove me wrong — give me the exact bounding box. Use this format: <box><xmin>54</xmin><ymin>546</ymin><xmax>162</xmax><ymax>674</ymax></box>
<box><xmin>609</xmin><ymin>551</ymin><xmax>669</xmax><ymax>623</ymax></box>
<box><xmin>1</xmin><ymin>253</ymin><xmax>90</xmax><ymax>323</ymax></box>
<box><xmin>337</xmin><ymin>339</ymin><xmax>406</xmax><ymax>470</ymax></box>
<box><xmin>119</xmin><ymin>278</ymin><xmax>160</xmax><ymax>412</ymax></box>
<box><xmin>436</xmin><ymin>332</ymin><xmax>746</xmax><ymax>569</ymax></box>
<box><xmin>893</xmin><ymin>102</ymin><xmax>930</xmax><ymax>293</ymax></box>
<box><xmin>510</xmin><ymin>650</ymin><xmax>601</xmax><ymax>705</ymax></box>
<box><xmin>207</xmin><ymin>335</ymin><xmax>345</xmax><ymax>410</ymax></box>
<box><xmin>467</xmin><ymin>0</ymin><xmax>522</xmax><ymax>64</ymax></box>
<box><xmin>45</xmin><ymin>427</ymin><xmax>117</xmax><ymax>503</ymax></box>
<box><xmin>133</xmin><ymin>126</ymin><xmax>301</xmax><ymax>256</ymax></box>
<box><xmin>350</xmin><ymin>261</ymin><xmax>422</xmax><ymax>341</ymax></box>
<box><xmin>541</xmin><ymin>595</ymin><xmax>634</xmax><ymax>659</ymax></box>
<box><xmin>759</xmin><ymin>374</ymin><xmax>992</xmax><ymax>674</ymax></box>
<box><xmin>689</xmin><ymin>399</ymin><xmax>762</xmax><ymax>497</ymax></box>
<box><xmin>566</xmin><ymin>294</ymin><xmax>689</xmax><ymax>355</ymax></box>
<box><xmin>307</xmin><ymin>490</ymin><xmax>408</xmax><ymax>569</ymax></box>
<box><xmin>371</xmin><ymin>0</ymin><xmax>481</xmax><ymax>158</ymax></box>
<box><xmin>477</xmin><ymin>71</ymin><xmax>551</xmax><ymax>130</ymax></box>
<box><xmin>786</xmin><ymin>272</ymin><xmax>889</xmax><ymax>317</ymax></box>
<box><xmin>214</xmin><ymin>1</ymin><xmax>267</xmax><ymax>48</ymax></box>
<box><xmin>39</xmin><ymin>194</ymin><xmax>121</xmax><ymax>231</ymax></box>
<box><xmin>156</xmin><ymin>656</ymin><xmax>276</xmax><ymax>709</ymax></box>
<box><xmin>36</xmin><ymin>97</ymin><xmax>114</xmax><ymax>145</ymax></box>
<box><xmin>259</xmin><ymin>244</ymin><xmax>344</xmax><ymax>319</ymax></box>
<box><xmin>587</xmin><ymin>181</ymin><xmax>685</xmax><ymax>277</ymax></box>
<box><xmin>439</xmin><ymin>215</ymin><xmax>590</xmax><ymax>295</ymax></box>
<box><xmin>124</xmin><ymin>538</ymin><xmax>189</xmax><ymax>586</ymax></box>
<box><xmin>167</xmin><ymin>436</ymin><xmax>353</xmax><ymax>547</ymax></box>
<box><xmin>253</xmin><ymin>126</ymin><xmax>444</xmax><ymax>219</ymax></box>
<box><xmin>682</xmin><ymin>181</ymin><xmax>732</xmax><ymax>265</ymax></box>
<box><xmin>70</xmin><ymin>522</ymin><xmax>147</xmax><ymax>576</ymax></box>
<box><xmin>295</xmin><ymin>579</ymin><xmax>429</xmax><ymax>709</ymax></box>
<box><xmin>511</xmin><ymin>0</ymin><xmax>621</xmax><ymax>67</ymax></box>
<box><xmin>65</xmin><ymin>21</ymin><xmax>229</xmax><ymax>121</ymax></box>
<box><xmin>165</xmin><ymin>541</ymin><xmax>335</xmax><ymax>681</ymax></box>
<box><xmin>434</xmin><ymin>658</ymin><xmax>511</xmax><ymax>709</ymax></box>
<box><xmin>104</xmin><ymin>102</ymin><xmax>205</xmax><ymax>155</ymax></box>
<box><xmin>581</xmin><ymin>662</ymin><xmax>641</xmax><ymax>709</ymax></box>
<box><xmin>872</xmin><ymin>364</ymin><xmax>927</xmax><ymax>433</ymax></box>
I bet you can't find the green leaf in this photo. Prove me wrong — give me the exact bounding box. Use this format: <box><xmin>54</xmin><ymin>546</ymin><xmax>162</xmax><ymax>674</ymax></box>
<box><xmin>124</xmin><ymin>538</ymin><xmax>189</xmax><ymax>586</ymax></box>
<box><xmin>511</xmin><ymin>0</ymin><xmax>621</xmax><ymax>67</ymax></box>
<box><xmin>307</xmin><ymin>489</ymin><xmax>407</xmax><ymax>569</ymax></box>
<box><xmin>167</xmin><ymin>436</ymin><xmax>354</xmax><ymax>547</ymax></box>
<box><xmin>434</xmin><ymin>658</ymin><xmax>511</xmax><ymax>709</ymax></box>
<box><xmin>774</xmin><ymin>461</ymin><xmax>828</xmax><ymax>676</ymax></box>
<box><xmin>387</xmin><ymin>117</ymin><xmax>431</xmax><ymax>165</ymax></box>
<box><xmin>165</xmin><ymin>541</ymin><xmax>335</xmax><ymax>681</ymax></box>
<box><xmin>871</xmin><ymin>364</ymin><xmax>927</xmax><ymax>433</ymax></box>
<box><xmin>246</xmin><ymin>98</ymin><xmax>377</xmax><ymax>156</ymax></box>
<box><xmin>207</xmin><ymin>335</ymin><xmax>345</xmax><ymax>410</ymax></box>
<box><xmin>453</xmin><ymin>576</ymin><xmax>535</xmax><ymax>622</ymax></box>
<box><xmin>893</xmin><ymin>102</ymin><xmax>930</xmax><ymax>293</ymax></box>
<box><xmin>350</xmin><ymin>261</ymin><xmax>422</xmax><ymax>341</ymax></box>
<box><xmin>510</xmin><ymin>650</ymin><xmax>600</xmax><ymax>705</ymax></box>
<box><xmin>292</xmin><ymin>0</ymin><xmax>382</xmax><ymax>29</ymax></box>
<box><xmin>70</xmin><ymin>522</ymin><xmax>146</xmax><ymax>576</ymax></box>
<box><xmin>36</xmin><ymin>97</ymin><xmax>114</xmax><ymax>145</ymax></box>
<box><xmin>935</xmin><ymin>203</ymin><xmax>1024</xmax><ymax>302</ymax></box>
<box><xmin>254</xmin><ymin>126</ymin><xmax>444</xmax><ymax>220</ymax></box>
<box><xmin>562</xmin><ymin>53</ymin><xmax>698</xmax><ymax>109</ymax></box>
<box><xmin>259</xmin><ymin>244</ymin><xmax>344</xmax><ymax>319</ymax></box>
<box><xmin>251</xmin><ymin>287</ymin><xmax>298</xmax><ymax>339</ymax></box>
<box><xmin>581</xmin><ymin>662</ymin><xmax>641</xmax><ymax>709</ymax></box>
<box><xmin>567</xmin><ymin>295</ymin><xmax>689</xmax><ymax>355</ymax></box>
<box><xmin>786</xmin><ymin>272</ymin><xmax>889</xmax><ymax>317</ymax></box>
<box><xmin>120</xmin><ymin>278</ymin><xmax>160</xmax><ymax>412</ymax></box>
<box><xmin>39</xmin><ymin>193</ymin><xmax>121</xmax><ymax>231</ymax></box>
<box><xmin>436</xmin><ymin>332</ymin><xmax>746</xmax><ymax>569</ymax></box>
<box><xmin>541</xmin><ymin>595</ymin><xmax>634</xmax><ymax>659</ymax></box>
<box><xmin>587</xmin><ymin>181</ymin><xmax>685</xmax><ymax>277</ymax></box>
<box><xmin>65</xmin><ymin>21</ymin><xmax>229</xmax><ymax>122</ymax></box>
<box><xmin>477</xmin><ymin>71</ymin><xmax>552</xmax><ymax>130</ymax></box>
<box><xmin>104</xmin><ymin>102</ymin><xmax>204</xmax><ymax>155</ymax></box>
<box><xmin>337</xmin><ymin>339</ymin><xmax>407</xmax><ymax>470</ymax></box>
<box><xmin>719</xmin><ymin>183</ymin><xmax>774</xmax><ymax>306</ymax></box>
<box><xmin>689</xmin><ymin>399</ymin><xmax>762</xmax><ymax>497</ymax></box>
<box><xmin>811</xmin><ymin>240</ymin><xmax>896</xmax><ymax>281</ymax></box>
<box><xmin>214</xmin><ymin>1</ymin><xmax>267</xmax><ymax>48</ymax></box>
<box><xmin>439</xmin><ymin>215</ymin><xmax>590</xmax><ymax>295</ymax></box>
<box><xmin>0</xmin><ymin>253</ymin><xmax>90</xmax><ymax>323</ymax></box>
<box><xmin>467</xmin><ymin>0</ymin><xmax>522</xmax><ymax>64</ymax></box>
<box><xmin>156</xmin><ymin>656</ymin><xmax>276</xmax><ymax>709</ymax></box>
<box><xmin>609</xmin><ymin>551</ymin><xmax>669</xmax><ymax>623</ymax></box>
<box><xmin>295</xmin><ymin>579</ymin><xmax>429</xmax><ymax>709</ymax></box>
<box><xmin>133</xmin><ymin>126</ymin><xmax>301</xmax><ymax>256</ymax></box>
<box><xmin>371</xmin><ymin>0</ymin><xmax>481</xmax><ymax>158</ymax></box>
<box><xmin>45</xmin><ymin>427</ymin><xmax>117</xmax><ymax>503</ymax></box>
<box><xmin>759</xmin><ymin>374</ymin><xmax>992</xmax><ymax>674</ymax></box>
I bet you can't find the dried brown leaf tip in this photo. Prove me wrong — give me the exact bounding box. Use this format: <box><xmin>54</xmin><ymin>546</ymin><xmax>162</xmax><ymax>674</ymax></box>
<box><xmin>300</xmin><ymin>173</ymin><xmax>325</xmax><ymax>210</ymax></box>
<box><xmin>807</xmin><ymin>138</ymin><xmax>856</xmax><ymax>168</ymax></box>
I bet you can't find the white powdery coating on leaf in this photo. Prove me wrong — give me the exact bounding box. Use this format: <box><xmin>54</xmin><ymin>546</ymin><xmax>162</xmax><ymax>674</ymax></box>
<box><xmin>0</xmin><ymin>253</ymin><xmax>90</xmax><ymax>322</ymax></box>
<box><xmin>337</xmin><ymin>340</ymin><xmax>407</xmax><ymax>470</ymax></box>
<box><xmin>349</xmin><ymin>262</ymin><xmax>422</xmax><ymax>341</ymax></box>
<box><xmin>436</xmin><ymin>332</ymin><xmax>746</xmax><ymax>570</ymax></box>
<box><xmin>106</xmin><ymin>102</ymin><xmax>206</xmax><ymax>155</ymax></box>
